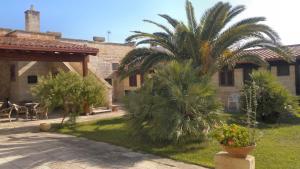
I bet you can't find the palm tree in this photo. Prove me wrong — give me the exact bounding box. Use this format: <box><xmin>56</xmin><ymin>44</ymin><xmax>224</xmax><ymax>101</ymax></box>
<box><xmin>124</xmin><ymin>60</ymin><xmax>222</xmax><ymax>142</ymax></box>
<box><xmin>119</xmin><ymin>0</ymin><xmax>291</xmax><ymax>78</ymax></box>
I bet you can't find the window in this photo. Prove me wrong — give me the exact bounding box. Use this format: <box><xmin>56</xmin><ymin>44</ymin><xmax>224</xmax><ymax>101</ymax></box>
<box><xmin>27</xmin><ymin>75</ymin><xmax>38</xmax><ymax>84</ymax></box>
<box><xmin>219</xmin><ymin>69</ymin><xmax>234</xmax><ymax>86</ymax></box>
<box><xmin>105</xmin><ymin>78</ymin><xmax>112</xmax><ymax>85</ymax></box>
<box><xmin>277</xmin><ymin>64</ymin><xmax>290</xmax><ymax>76</ymax></box>
<box><xmin>112</xmin><ymin>63</ymin><xmax>119</xmax><ymax>71</ymax></box>
<box><xmin>243</xmin><ymin>67</ymin><xmax>253</xmax><ymax>83</ymax></box>
<box><xmin>129</xmin><ymin>74</ymin><xmax>137</xmax><ymax>87</ymax></box>
<box><xmin>10</xmin><ymin>64</ymin><xmax>16</xmax><ymax>82</ymax></box>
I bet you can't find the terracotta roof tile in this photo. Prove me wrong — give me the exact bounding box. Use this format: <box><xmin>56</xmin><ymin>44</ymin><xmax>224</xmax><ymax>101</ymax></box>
<box><xmin>0</xmin><ymin>37</ymin><xmax>98</xmax><ymax>55</ymax></box>
<box><xmin>243</xmin><ymin>44</ymin><xmax>300</xmax><ymax>61</ymax></box>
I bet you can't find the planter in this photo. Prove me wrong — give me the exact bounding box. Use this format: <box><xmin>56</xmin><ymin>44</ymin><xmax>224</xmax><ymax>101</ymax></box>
<box><xmin>221</xmin><ymin>144</ymin><xmax>256</xmax><ymax>158</ymax></box>
<box><xmin>40</xmin><ymin>123</ymin><xmax>51</xmax><ymax>132</ymax></box>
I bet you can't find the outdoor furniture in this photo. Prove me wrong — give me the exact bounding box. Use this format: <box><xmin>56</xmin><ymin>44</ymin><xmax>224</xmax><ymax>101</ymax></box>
<box><xmin>25</xmin><ymin>102</ymin><xmax>39</xmax><ymax>120</ymax></box>
<box><xmin>34</xmin><ymin>105</ymin><xmax>48</xmax><ymax>120</ymax></box>
<box><xmin>0</xmin><ymin>107</ymin><xmax>13</xmax><ymax>122</ymax></box>
<box><xmin>227</xmin><ymin>93</ymin><xmax>240</xmax><ymax>112</ymax></box>
<box><xmin>12</xmin><ymin>104</ymin><xmax>29</xmax><ymax>120</ymax></box>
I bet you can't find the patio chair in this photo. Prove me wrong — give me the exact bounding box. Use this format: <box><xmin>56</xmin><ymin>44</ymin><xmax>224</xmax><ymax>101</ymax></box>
<box><xmin>0</xmin><ymin>107</ymin><xmax>13</xmax><ymax>122</ymax></box>
<box><xmin>33</xmin><ymin>104</ymin><xmax>48</xmax><ymax>120</ymax></box>
<box><xmin>12</xmin><ymin>104</ymin><xmax>29</xmax><ymax>120</ymax></box>
<box><xmin>227</xmin><ymin>93</ymin><xmax>240</xmax><ymax>112</ymax></box>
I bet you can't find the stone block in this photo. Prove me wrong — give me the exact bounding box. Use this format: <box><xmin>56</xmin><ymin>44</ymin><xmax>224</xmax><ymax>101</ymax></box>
<box><xmin>214</xmin><ymin>151</ymin><xmax>255</xmax><ymax>169</ymax></box>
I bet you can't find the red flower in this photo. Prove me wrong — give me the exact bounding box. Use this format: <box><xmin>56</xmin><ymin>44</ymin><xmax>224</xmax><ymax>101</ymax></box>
<box><xmin>228</xmin><ymin>139</ymin><xmax>234</xmax><ymax>146</ymax></box>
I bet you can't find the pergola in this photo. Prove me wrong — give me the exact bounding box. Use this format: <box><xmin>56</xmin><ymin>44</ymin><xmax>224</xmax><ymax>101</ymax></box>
<box><xmin>0</xmin><ymin>36</ymin><xmax>98</xmax><ymax>76</ymax></box>
<box><xmin>0</xmin><ymin>36</ymin><xmax>99</xmax><ymax>114</ymax></box>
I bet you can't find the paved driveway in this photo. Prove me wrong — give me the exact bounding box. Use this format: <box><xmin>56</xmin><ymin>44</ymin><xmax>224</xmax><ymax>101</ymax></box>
<box><xmin>0</xmin><ymin>112</ymin><xmax>207</xmax><ymax>169</ymax></box>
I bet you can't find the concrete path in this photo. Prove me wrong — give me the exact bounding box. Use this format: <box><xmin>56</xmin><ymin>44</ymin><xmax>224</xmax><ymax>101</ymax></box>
<box><xmin>0</xmin><ymin>111</ymin><xmax>208</xmax><ymax>169</ymax></box>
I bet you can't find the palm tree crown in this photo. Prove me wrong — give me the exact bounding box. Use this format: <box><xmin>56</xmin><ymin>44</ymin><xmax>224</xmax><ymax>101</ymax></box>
<box><xmin>118</xmin><ymin>0</ymin><xmax>291</xmax><ymax>78</ymax></box>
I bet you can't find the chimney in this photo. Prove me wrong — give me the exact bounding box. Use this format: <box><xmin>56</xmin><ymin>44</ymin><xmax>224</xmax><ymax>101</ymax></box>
<box><xmin>25</xmin><ymin>5</ymin><xmax>40</xmax><ymax>32</ymax></box>
<box><xmin>93</xmin><ymin>36</ymin><xmax>105</xmax><ymax>42</ymax></box>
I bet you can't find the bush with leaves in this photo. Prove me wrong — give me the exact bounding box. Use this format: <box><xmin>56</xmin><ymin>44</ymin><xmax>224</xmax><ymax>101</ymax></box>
<box><xmin>241</xmin><ymin>70</ymin><xmax>299</xmax><ymax>123</ymax></box>
<box><xmin>213</xmin><ymin>124</ymin><xmax>253</xmax><ymax>147</ymax></box>
<box><xmin>32</xmin><ymin>71</ymin><xmax>107</xmax><ymax>125</ymax></box>
<box><xmin>124</xmin><ymin>61</ymin><xmax>222</xmax><ymax>143</ymax></box>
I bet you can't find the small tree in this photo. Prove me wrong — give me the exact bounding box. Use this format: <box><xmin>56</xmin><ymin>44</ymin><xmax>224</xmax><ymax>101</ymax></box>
<box><xmin>32</xmin><ymin>71</ymin><xmax>107</xmax><ymax>125</ymax></box>
<box><xmin>241</xmin><ymin>81</ymin><xmax>258</xmax><ymax>145</ymax></box>
<box><xmin>241</xmin><ymin>70</ymin><xmax>299</xmax><ymax>123</ymax></box>
<box><xmin>124</xmin><ymin>61</ymin><xmax>222</xmax><ymax>143</ymax></box>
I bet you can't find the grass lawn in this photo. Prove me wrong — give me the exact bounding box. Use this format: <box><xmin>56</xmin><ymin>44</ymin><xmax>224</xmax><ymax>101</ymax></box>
<box><xmin>56</xmin><ymin>113</ymin><xmax>300</xmax><ymax>169</ymax></box>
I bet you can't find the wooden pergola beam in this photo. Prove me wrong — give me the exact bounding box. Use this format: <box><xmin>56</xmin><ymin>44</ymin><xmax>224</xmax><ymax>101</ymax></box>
<box><xmin>0</xmin><ymin>49</ymin><xmax>91</xmax><ymax>115</ymax></box>
<box><xmin>0</xmin><ymin>50</ymin><xmax>86</xmax><ymax>62</ymax></box>
<box><xmin>82</xmin><ymin>55</ymin><xmax>89</xmax><ymax>77</ymax></box>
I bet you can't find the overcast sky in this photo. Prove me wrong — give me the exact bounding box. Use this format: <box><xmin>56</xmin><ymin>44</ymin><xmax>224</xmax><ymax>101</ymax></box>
<box><xmin>0</xmin><ymin>0</ymin><xmax>299</xmax><ymax>45</ymax></box>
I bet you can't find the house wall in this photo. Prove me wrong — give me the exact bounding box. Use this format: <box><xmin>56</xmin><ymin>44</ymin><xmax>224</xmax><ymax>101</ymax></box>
<box><xmin>270</xmin><ymin>65</ymin><xmax>296</xmax><ymax>94</ymax></box>
<box><xmin>10</xmin><ymin>61</ymin><xmax>68</xmax><ymax>103</ymax></box>
<box><xmin>123</xmin><ymin>75</ymin><xmax>143</xmax><ymax>91</ymax></box>
<box><xmin>213</xmin><ymin>65</ymin><xmax>296</xmax><ymax>111</ymax></box>
<box><xmin>60</xmin><ymin>39</ymin><xmax>135</xmax><ymax>103</ymax></box>
<box><xmin>212</xmin><ymin>68</ymin><xmax>243</xmax><ymax>110</ymax></box>
<box><xmin>60</xmin><ymin>39</ymin><xmax>133</xmax><ymax>78</ymax></box>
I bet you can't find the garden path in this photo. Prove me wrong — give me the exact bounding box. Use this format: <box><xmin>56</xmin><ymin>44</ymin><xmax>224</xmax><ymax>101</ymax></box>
<box><xmin>0</xmin><ymin>111</ymin><xmax>208</xmax><ymax>169</ymax></box>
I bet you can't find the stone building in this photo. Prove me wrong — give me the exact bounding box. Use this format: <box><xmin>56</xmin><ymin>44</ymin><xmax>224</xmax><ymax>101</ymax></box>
<box><xmin>0</xmin><ymin>6</ymin><xmax>298</xmax><ymax>112</ymax></box>
<box><xmin>0</xmin><ymin>6</ymin><xmax>142</xmax><ymax>106</ymax></box>
<box><xmin>212</xmin><ymin>45</ymin><xmax>300</xmax><ymax>111</ymax></box>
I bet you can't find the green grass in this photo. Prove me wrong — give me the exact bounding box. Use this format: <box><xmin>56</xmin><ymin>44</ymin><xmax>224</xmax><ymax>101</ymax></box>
<box><xmin>56</xmin><ymin>113</ymin><xmax>300</xmax><ymax>169</ymax></box>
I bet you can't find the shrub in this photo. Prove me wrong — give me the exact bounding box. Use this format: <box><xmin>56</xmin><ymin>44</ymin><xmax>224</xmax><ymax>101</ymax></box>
<box><xmin>241</xmin><ymin>70</ymin><xmax>299</xmax><ymax>123</ymax></box>
<box><xmin>124</xmin><ymin>61</ymin><xmax>222</xmax><ymax>143</ymax></box>
<box><xmin>32</xmin><ymin>71</ymin><xmax>107</xmax><ymax>125</ymax></box>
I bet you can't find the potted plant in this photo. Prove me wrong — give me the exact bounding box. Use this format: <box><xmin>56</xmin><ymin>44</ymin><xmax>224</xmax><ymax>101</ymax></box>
<box><xmin>213</xmin><ymin>81</ymin><xmax>260</xmax><ymax>158</ymax></box>
<box><xmin>213</xmin><ymin>124</ymin><xmax>256</xmax><ymax>158</ymax></box>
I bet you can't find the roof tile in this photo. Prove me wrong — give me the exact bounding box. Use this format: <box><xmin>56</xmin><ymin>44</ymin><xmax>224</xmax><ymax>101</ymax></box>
<box><xmin>0</xmin><ymin>37</ymin><xmax>98</xmax><ymax>55</ymax></box>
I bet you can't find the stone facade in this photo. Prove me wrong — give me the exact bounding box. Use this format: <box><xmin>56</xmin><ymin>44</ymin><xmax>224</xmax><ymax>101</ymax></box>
<box><xmin>6</xmin><ymin>62</ymin><xmax>69</xmax><ymax>103</ymax></box>
<box><xmin>1</xmin><ymin>5</ymin><xmax>298</xmax><ymax>109</ymax></box>
<box><xmin>212</xmin><ymin>68</ymin><xmax>243</xmax><ymax>108</ymax></box>
<box><xmin>59</xmin><ymin>38</ymin><xmax>135</xmax><ymax>102</ymax></box>
<box><xmin>213</xmin><ymin>65</ymin><xmax>296</xmax><ymax>111</ymax></box>
<box><xmin>0</xmin><ymin>5</ymin><xmax>136</xmax><ymax>104</ymax></box>
<box><xmin>271</xmin><ymin>65</ymin><xmax>296</xmax><ymax>94</ymax></box>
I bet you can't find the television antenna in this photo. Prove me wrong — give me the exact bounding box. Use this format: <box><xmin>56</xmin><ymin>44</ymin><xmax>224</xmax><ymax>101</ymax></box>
<box><xmin>107</xmin><ymin>31</ymin><xmax>111</xmax><ymax>42</ymax></box>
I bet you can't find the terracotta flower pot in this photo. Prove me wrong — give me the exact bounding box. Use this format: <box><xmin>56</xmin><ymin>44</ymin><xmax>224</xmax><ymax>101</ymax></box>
<box><xmin>40</xmin><ymin>123</ymin><xmax>51</xmax><ymax>132</ymax></box>
<box><xmin>221</xmin><ymin>144</ymin><xmax>256</xmax><ymax>158</ymax></box>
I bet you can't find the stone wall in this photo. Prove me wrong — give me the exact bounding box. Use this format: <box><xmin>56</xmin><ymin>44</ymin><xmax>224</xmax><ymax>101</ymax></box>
<box><xmin>212</xmin><ymin>68</ymin><xmax>243</xmax><ymax>111</ymax></box>
<box><xmin>270</xmin><ymin>65</ymin><xmax>296</xmax><ymax>94</ymax></box>
<box><xmin>213</xmin><ymin>65</ymin><xmax>296</xmax><ymax>111</ymax></box>
<box><xmin>60</xmin><ymin>39</ymin><xmax>133</xmax><ymax>78</ymax></box>
<box><xmin>11</xmin><ymin>62</ymin><xmax>67</xmax><ymax>103</ymax></box>
<box><xmin>60</xmin><ymin>39</ymin><xmax>134</xmax><ymax>102</ymax></box>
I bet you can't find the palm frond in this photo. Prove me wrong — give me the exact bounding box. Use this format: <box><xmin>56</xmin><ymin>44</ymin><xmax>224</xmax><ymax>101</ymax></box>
<box><xmin>158</xmin><ymin>14</ymin><xmax>179</xmax><ymax>28</ymax></box>
<box><xmin>233</xmin><ymin>17</ymin><xmax>266</xmax><ymax>27</ymax></box>
<box><xmin>143</xmin><ymin>19</ymin><xmax>173</xmax><ymax>35</ymax></box>
<box><xmin>185</xmin><ymin>0</ymin><xmax>197</xmax><ymax>33</ymax></box>
<box><xmin>140</xmin><ymin>52</ymin><xmax>174</xmax><ymax>73</ymax></box>
<box><xmin>223</xmin><ymin>5</ymin><xmax>245</xmax><ymax>25</ymax></box>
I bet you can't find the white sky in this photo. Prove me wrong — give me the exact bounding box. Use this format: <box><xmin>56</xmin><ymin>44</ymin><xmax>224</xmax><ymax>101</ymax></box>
<box><xmin>239</xmin><ymin>0</ymin><xmax>300</xmax><ymax>45</ymax></box>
